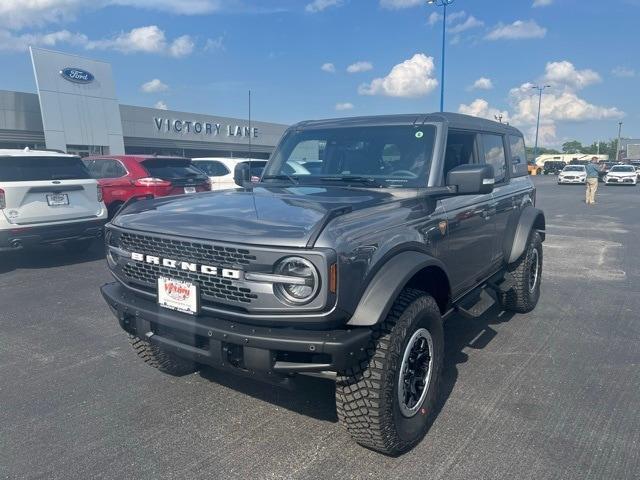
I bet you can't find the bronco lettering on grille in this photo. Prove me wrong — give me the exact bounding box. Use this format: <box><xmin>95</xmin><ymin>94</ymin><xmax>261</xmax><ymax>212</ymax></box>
<box><xmin>130</xmin><ymin>252</ymin><xmax>241</xmax><ymax>279</ymax></box>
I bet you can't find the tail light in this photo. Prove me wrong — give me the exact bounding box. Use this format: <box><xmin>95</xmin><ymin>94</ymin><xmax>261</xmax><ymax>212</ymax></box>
<box><xmin>0</xmin><ymin>188</ymin><xmax>5</xmax><ymax>209</ymax></box>
<box><xmin>134</xmin><ymin>177</ymin><xmax>172</xmax><ymax>187</ymax></box>
<box><xmin>97</xmin><ymin>185</ymin><xmax>103</xmax><ymax>203</ymax></box>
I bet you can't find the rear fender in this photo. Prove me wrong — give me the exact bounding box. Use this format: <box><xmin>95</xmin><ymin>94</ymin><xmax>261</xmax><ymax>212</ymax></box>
<box><xmin>504</xmin><ymin>206</ymin><xmax>545</xmax><ymax>264</ymax></box>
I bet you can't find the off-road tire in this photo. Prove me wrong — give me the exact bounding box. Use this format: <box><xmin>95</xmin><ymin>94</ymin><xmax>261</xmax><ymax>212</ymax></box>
<box><xmin>502</xmin><ymin>231</ymin><xmax>543</xmax><ymax>313</ymax></box>
<box><xmin>335</xmin><ymin>289</ymin><xmax>444</xmax><ymax>455</ymax></box>
<box><xmin>62</xmin><ymin>239</ymin><xmax>93</xmax><ymax>253</ymax></box>
<box><xmin>128</xmin><ymin>334</ymin><xmax>198</xmax><ymax>376</ymax></box>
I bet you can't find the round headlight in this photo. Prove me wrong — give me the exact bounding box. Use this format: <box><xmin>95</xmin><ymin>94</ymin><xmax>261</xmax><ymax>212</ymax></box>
<box><xmin>274</xmin><ymin>257</ymin><xmax>320</xmax><ymax>305</ymax></box>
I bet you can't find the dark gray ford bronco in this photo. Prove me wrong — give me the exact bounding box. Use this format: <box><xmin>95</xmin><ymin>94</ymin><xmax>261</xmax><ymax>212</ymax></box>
<box><xmin>101</xmin><ymin>113</ymin><xmax>545</xmax><ymax>455</ymax></box>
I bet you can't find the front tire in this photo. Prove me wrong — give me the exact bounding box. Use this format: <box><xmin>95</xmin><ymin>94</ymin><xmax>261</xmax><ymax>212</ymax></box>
<box><xmin>503</xmin><ymin>231</ymin><xmax>543</xmax><ymax>313</ymax></box>
<box><xmin>128</xmin><ymin>334</ymin><xmax>198</xmax><ymax>376</ymax></box>
<box><xmin>336</xmin><ymin>289</ymin><xmax>443</xmax><ymax>455</ymax></box>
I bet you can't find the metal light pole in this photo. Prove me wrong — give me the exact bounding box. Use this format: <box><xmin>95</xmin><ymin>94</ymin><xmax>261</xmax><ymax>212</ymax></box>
<box><xmin>427</xmin><ymin>0</ymin><xmax>455</xmax><ymax>112</ymax></box>
<box><xmin>531</xmin><ymin>84</ymin><xmax>550</xmax><ymax>163</ymax></box>
<box><xmin>615</xmin><ymin>121</ymin><xmax>623</xmax><ymax>162</ymax></box>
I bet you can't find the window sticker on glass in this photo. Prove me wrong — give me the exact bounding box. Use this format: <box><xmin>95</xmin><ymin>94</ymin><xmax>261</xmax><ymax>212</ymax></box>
<box><xmin>415</xmin><ymin>131</ymin><xmax>424</xmax><ymax>139</ymax></box>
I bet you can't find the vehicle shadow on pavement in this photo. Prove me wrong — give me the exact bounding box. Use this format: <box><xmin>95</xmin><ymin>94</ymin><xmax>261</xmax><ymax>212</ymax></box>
<box><xmin>0</xmin><ymin>242</ymin><xmax>105</xmax><ymax>275</ymax></box>
<box><xmin>198</xmin><ymin>366</ymin><xmax>339</xmax><ymax>422</ymax></box>
<box><xmin>438</xmin><ymin>307</ymin><xmax>516</xmax><ymax>414</ymax></box>
<box><xmin>197</xmin><ymin>305</ymin><xmax>516</xmax><ymax>425</ymax></box>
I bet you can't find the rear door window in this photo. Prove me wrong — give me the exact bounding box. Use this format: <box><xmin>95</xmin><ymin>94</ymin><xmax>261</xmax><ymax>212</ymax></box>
<box><xmin>142</xmin><ymin>158</ymin><xmax>206</xmax><ymax>180</ymax></box>
<box><xmin>508</xmin><ymin>135</ymin><xmax>526</xmax><ymax>176</ymax></box>
<box><xmin>198</xmin><ymin>161</ymin><xmax>230</xmax><ymax>177</ymax></box>
<box><xmin>0</xmin><ymin>156</ymin><xmax>91</xmax><ymax>181</ymax></box>
<box><xmin>481</xmin><ymin>134</ymin><xmax>507</xmax><ymax>182</ymax></box>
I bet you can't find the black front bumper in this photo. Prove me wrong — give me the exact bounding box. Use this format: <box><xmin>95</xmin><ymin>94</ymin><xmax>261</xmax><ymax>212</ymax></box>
<box><xmin>101</xmin><ymin>282</ymin><xmax>372</xmax><ymax>374</ymax></box>
<box><xmin>0</xmin><ymin>218</ymin><xmax>106</xmax><ymax>251</ymax></box>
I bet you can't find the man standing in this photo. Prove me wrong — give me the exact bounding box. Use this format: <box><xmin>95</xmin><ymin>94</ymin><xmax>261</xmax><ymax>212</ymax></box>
<box><xmin>585</xmin><ymin>158</ymin><xmax>599</xmax><ymax>205</ymax></box>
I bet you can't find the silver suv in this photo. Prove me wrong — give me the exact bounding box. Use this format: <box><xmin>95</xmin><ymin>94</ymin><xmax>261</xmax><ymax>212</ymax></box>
<box><xmin>0</xmin><ymin>148</ymin><xmax>107</xmax><ymax>252</ymax></box>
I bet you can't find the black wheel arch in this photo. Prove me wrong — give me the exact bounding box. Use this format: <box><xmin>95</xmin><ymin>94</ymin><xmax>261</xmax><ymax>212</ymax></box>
<box><xmin>347</xmin><ymin>251</ymin><xmax>451</xmax><ymax>327</ymax></box>
<box><xmin>503</xmin><ymin>206</ymin><xmax>546</xmax><ymax>265</ymax></box>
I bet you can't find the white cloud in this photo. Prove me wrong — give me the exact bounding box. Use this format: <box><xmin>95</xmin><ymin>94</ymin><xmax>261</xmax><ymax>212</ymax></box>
<box><xmin>347</xmin><ymin>61</ymin><xmax>373</xmax><ymax>73</ymax></box>
<box><xmin>204</xmin><ymin>36</ymin><xmax>224</xmax><ymax>52</ymax></box>
<box><xmin>611</xmin><ymin>66</ymin><xmax>636</xmax><ymax>78</ymax></box>
<box><xmin>0</xmin><ymin>29</ymin><xmax>88</xmax><ymax>52</ymax></box>
<box><xmin>486</xmin><ymin>20</ymin><xmax>547</xmax><ymax>40</ymax></box>
<box><xmin>86</xmin><ymin>25</ymin><xmax>194</xmax><ymax>57</ymax></box>
<box><xmin>154</xmin><ymin>100</ymin><xmax>168</xmax><ymax>110</ymax></box>
<box><xmin>335</xmin><ymin>102</ymin><xmax>354</xmax><ymax>111</ymax></box>
<box><xmin>321</xmin><ymin>62</ymin><xmax>336</xmax><ymax>73</ymax></box>
<box><xmin>358</xmin><ymin>53</ymin><xmax>438</xmax><ymax>98</ymax></box>
<box><xmin>458</xmin><ymin>99</ymin><xmax>510</xmax><ymax>123</ymax></box>
<box><xmin>427</xmin><ymin>12</ymin><xmax>442</xmax><ymax>26</ymax></box>
<box><xmin>168</xmin><ymin>35</ymin><xmax>194</xmax><ymax>58</ymax></box>
<box><xmin>305</xmin><ymin>0</ymin><xmax>343</xmax><ymax>13</ymax></box>
<box><xmin>141</xmin><ymin>78</ymin><xmax>169</xmax><ymax>93</ymax></box>
<box><xmin>0</xmin><ymin>0</ymin><xmax>224</xmax><ymax>30</ymax></box>
<box><xmin>468</xmin><ymin>77</ymin><xmax>493</xmax><ymax>91</ymax></box>
<box><xmin>459</xmin><ymin>60</ymin><xmax>624</xmax><ymax>146</ymax></box>
<box><xmin>532</xmin><ymin>0</ymin><xmax>553</xmax><ymax>6</ymax></box>
<box><xmin>380</xmin><ymin>0</ymin><xmax>422</xmax><ymax>9</ymax></box>
<box><xmin>448</xmin><ymin>15</ymin><xmax>484</xmax><ymax>34</ymax></box>
<box><xmin>543</xmin><ymin>61</ymin><xmax>601</xmax><ymax>90</ymax></box>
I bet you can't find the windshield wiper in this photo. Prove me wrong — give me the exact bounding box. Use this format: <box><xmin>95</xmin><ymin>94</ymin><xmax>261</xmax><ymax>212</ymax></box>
<box><xmin>262</xmin><ymin>174</ymin><xmax>299</xmax><ymax>185</ymax></box>
<box><xmin>319</xmin><ymin>176</ymin><xmax>385</xmax><ymax>187</ymax></box>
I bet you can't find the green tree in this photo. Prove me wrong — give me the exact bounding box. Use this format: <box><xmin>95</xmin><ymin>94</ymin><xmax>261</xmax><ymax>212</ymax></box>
<box><xmin>562</xmin><ymin>140</ymin><xmax>583</xmax><ymax>154</ymax></box>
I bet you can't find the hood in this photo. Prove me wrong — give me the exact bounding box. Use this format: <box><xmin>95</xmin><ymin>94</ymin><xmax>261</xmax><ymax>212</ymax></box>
<box><xmin>112</xmin><ymin>185</ymin><xmax>401</xmax><ymax>248</ymax></box>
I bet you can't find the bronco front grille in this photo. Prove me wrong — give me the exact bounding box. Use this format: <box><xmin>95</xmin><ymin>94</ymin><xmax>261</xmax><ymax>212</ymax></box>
<box><xmin>119</xmin><ymin>232</ymin><xmax>257</xmax><ymax>266</ymax></box>
<box><xmin>122</xmin><ymin>262</ymin><xmax>258</xmax><ymax>305</ymax></box>
<box><xmin>116</xmin><ymin>232</ymin><xmax>259</xmax><ymax>306</ymax></box>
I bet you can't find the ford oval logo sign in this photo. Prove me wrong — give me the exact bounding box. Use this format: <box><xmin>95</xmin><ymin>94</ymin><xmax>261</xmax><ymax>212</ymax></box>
<box><xmin>59</xmin><ymin>67</ymin><xmax>94</xmax><ymax>84</ymax></box>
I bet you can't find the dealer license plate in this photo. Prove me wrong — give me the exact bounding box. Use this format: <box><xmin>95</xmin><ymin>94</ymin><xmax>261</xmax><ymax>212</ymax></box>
<box><xmin>158</xmin><ymin>277</ymin><xmax>199</xmax><ymax>315</ymax></box>
<box><xmin>46</xmin><ymin>193</ymin><xmax>69</xmax><ymax>206</ymax></box>
<box><xmin>184</xmin><ymin>186</ymin><xmax>196</xmax><ymax>194</ymax></box>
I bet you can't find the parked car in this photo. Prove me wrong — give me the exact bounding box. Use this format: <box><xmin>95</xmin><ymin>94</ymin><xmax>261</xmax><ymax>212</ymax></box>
<box><xmin>543</xmin><ymin>161</ymin><xmax>566</xmax><ymax>175</ymax></box>
<box><xmin>527</xmin><ymin>161</ymin><xmax>542</xmax><ymax>175</ymax></box>
<box><xmin>597</xmin><ymin>162</ymin><xmax>614</xmax><ymax>182</ymax></box>
<box><xmin>83</xmin><ymin>155</ymin><xmax>210</xmax><ymax>218</ymax></box>
<box><xmin>558</xmin><ymin>165</ymin><xmax>587</xmax><ymax>184</ymax></box>
<box><xmin>101</xmin><ymin>113</ymin><xmax>545</xmax><ymax>455</ymax></box>
<box><xmin>192</xmin><ymin>157</ymin><xmax>267</xmax><ymax>190</ymax></box>
<box><xmin>604</xmin><ymin>165</ymin><xmax>637</xmax><ymax>185</ymax></box>
<box><xmin>0</xmin><ymin>148</ymin><xmax>107</xmax><ymax>252</ymax></box>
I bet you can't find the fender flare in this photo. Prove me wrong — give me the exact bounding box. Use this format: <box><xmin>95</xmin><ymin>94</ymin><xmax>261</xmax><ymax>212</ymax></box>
<box><xmin>347</xmin><ymin>251</ymin><xmax>450</xmax><ymax>327</ymax></box>
<box><xmin>506</xmin><ymin>206</ymin><xmax>545</xmax><ymax>264</ymax></box>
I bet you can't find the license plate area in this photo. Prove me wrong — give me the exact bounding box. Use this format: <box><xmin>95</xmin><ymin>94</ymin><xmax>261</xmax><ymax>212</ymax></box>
<box><xmin>184</xmin><ymin>186</ymin><xmax>196</xmax><ymax>194</ymax></box>
<box><xmin>46</xmin><ymin>193</ymin><xmax>69</xmax><ymax>206</ymax></box>
<box><xmin>157</xmin><ymin>276</ymin><xmax>199</xmax><ymax>315</ymax></box>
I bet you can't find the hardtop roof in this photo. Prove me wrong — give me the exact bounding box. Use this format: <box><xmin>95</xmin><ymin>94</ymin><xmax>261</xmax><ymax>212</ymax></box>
<box><xmin>0</xmin><ymin>149</ymin><xmax>78</xmax><ymax>158</ymax></box>
<box><xmin>291</xmin><ymin>112</ymin><xmax>523</xmax><ymax>136</ymax></box>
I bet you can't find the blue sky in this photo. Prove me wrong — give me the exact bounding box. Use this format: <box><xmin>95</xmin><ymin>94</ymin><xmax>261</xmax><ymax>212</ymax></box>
<box><xmin>0</xmin><ymin>0</ymin><xmax>638</xmax><ymax>147</ymax></box>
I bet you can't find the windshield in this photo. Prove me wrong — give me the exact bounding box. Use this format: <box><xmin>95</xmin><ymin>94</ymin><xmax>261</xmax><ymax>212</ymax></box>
<box><xmin>263</xmin><ymin>125</ymin><xmax>436</xmax><ymax>188</ymax></box>
<box><xmin>0</xmin><ymin>156</ymin><xmax>91</xmax><ymax>181</ymax></box>
<box><xmin>142</xmin><ymin>158</ymin><xmax>207</xmax><ymax>180</ymax></box>
<box><xmin>610</xmin><ymin>166</ymin><xmax>635</xmax><ymax>172</ymax></box>
<box><xmin>563</xmin><ymin>166</ymin><xmax>585</xmax><ymax>172</ymax></box>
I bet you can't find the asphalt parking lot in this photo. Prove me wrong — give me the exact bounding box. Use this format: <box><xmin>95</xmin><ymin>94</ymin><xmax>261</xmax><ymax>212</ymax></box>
<box><xmin>1</xmin><ymin>176</ymin><xmax>639</xmax><ymax>480</ymax></box>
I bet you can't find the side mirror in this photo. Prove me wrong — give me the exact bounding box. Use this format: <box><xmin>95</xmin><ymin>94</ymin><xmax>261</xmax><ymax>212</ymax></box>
<box><xmin>447</xmin><ymin>164</ymin><xmax>495</xmax><ymax>194</ymax></box>
<box><xmin>233</xmin><ymin>162</ymin><xmax>251</xmax><ymax>187</ymax></box>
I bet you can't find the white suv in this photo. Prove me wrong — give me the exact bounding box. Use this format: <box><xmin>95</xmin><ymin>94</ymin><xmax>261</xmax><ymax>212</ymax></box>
<box><xmin>0</xmin><ymin>149</ymin><xmax>107</xmax><ymax>252</ymax></box>
<box><xmin>192</xmin><ymin>157</ymin><xmax>267</xmax><ymax>190</ymax></box>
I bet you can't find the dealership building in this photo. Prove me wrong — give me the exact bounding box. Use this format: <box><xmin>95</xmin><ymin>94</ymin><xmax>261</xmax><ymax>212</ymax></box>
<box><xmin>0</xmin><ymin>47</ymin><xmax>288</xmax><ymax>158</ymax></box>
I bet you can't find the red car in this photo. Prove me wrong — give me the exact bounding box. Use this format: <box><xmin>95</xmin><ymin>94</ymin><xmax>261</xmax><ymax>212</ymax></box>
<box><xmin>83</xmin><ymin>155</ymin><xmax>210</xmax><ymax>218</ymax></box>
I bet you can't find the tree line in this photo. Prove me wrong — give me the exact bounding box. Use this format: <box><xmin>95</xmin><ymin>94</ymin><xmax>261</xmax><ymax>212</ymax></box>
<box><xmin>526</xmin><ymin>139</ymin><xmax>621</xmax><ymax>160</ymax></box>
